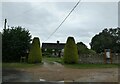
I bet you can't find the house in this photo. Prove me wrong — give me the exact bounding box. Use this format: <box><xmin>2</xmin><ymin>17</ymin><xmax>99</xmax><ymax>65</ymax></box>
<box><xmin>42</xmin><ymin>41</ymin><xmax>65</xmax><ymax>57</ymax></box>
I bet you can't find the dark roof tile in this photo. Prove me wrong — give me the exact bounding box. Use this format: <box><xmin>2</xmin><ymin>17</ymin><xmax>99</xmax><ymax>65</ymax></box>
<box><xmin>42</xmin><ymin>43</ymin><xmax>65</xmax><ymax>49</ymax></box>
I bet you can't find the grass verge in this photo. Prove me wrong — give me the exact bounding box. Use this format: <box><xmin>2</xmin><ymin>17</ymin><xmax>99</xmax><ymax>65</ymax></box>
<box><xmin>64</xmin><ymin>63</ymin><xmax>119</xmax><ymax>69</ymax></box>
<box><xmin>2</xmin><ymin>57</ymin><xmax>119</xmax><ymax>69</ymax></box>
<box><xmin>2</xmin><ymin>62</ymin><xmax>42</xmax><ymax>68</ymax></box>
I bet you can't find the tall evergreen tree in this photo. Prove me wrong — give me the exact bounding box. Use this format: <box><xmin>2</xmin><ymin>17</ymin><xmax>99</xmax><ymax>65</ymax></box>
<box><xmin>28</xmin><ymin>37</ymin><xmax>42</xmax><ymax>63</ymax></box>
<box><xmin>63</xmin><ymin>37</ymin><xmax>79</xmax><ymax>64</ymax></box>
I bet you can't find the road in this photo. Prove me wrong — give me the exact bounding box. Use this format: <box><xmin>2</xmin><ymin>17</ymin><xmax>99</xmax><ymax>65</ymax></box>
<box><xmin>2</xmin><ymin>62</ymin><xmax>119</xmax><ymax>83</ymax></box>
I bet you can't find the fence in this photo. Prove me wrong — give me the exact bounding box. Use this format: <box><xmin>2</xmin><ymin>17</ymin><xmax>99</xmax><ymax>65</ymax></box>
<box><xmin>79</xmin><ymin>53</ymin><xmax>119</xmax><ymax>64</ymax></box>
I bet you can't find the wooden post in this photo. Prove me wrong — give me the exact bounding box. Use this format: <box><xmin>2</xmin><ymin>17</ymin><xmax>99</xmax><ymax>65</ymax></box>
<box><xmin>104</xmin><ymin>49</ymin><xmax>112</xmax><ymax>64</ymax></box>
<box><xmin>104</xmin><ymin>49</ymin><xmax>106</xmax><ymax>64</ymax></box>
<box><xmin>4</xmin><ymin>19</ymin><xmax>7</xmax><ymax>29</ymax></box>
<box><xmin>110</xmin><ymin>49</ymin><xmax>112</xmax><ymax>64</ymax></box>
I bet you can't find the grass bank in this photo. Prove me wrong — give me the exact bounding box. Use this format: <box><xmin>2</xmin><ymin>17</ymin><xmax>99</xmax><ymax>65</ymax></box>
<box><xmin>2</xmin><ymin>62</ymin><xmax>42</xmax><ymax>68</ymax></box>
<box><xmin>64</xmin><ymin>63</ymin><xmax>119</xmax><ymax>69</ymax></box>
<box><xmin>43</xmin><ymin>57</ymin><xmax>119</xmax><ymax>69</ymax></box>
<box><xmin>2</xmin><ymin>57</ymin><xmax>119</xmax><ymax>69</ymax></box>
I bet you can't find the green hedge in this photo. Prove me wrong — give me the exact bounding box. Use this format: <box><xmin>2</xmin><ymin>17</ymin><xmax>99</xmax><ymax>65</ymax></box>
<box><xmin>28</xmin><ymin>37</ymin><xmax>42</xmax><ymax>63</ymax></box>
<box><xmin>63</xmin><ymin>37</ymin><xmax>79</xmax><ymax>64</ymax></box>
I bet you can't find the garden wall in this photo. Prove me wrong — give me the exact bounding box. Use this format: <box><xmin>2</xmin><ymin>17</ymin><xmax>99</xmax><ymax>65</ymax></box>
<box><xmin>79</xmin><ymin>53</ymin><xmax>119</xmax><ymax>64</ymax></box>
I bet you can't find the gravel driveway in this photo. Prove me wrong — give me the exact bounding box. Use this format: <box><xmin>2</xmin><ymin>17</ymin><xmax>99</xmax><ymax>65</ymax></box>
<box><xmin>2</xmin><ymin>62</ymin><xmax>119</xmax><ymax>83</ymax></box>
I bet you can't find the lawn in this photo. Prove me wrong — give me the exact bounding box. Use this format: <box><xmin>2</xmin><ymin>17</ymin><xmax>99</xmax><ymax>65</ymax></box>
<box><xmin>2</xmin><ymin>57</ymin><xmax>119</xmax><ymax>69</ymax></box>
<box><xmin>43</xmin><ymin>57</ymin><xmax>118</xmax><ymax>69</ymax></box>
<box><xmin>43</xmin><ymin>56</ymin><xmax>63</xmax><ymax>63</ymax></box>
<box><xmin>2</xmin><ymin>62</ymin><xmax>42</xmax><ymax>68</ymax></box>
<box><xmin>64</xmin><ymin>63</ymin><xmax>119</xmax><ymax>69</ymax></box>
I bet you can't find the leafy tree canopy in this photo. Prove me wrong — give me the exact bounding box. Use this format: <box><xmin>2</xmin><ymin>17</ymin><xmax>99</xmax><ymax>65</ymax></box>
<box><xmin>2</xmin><ymin>26</ymin><xmax>32</xmax><ymax>62</ymax></box>
<box><xmin>90</xmin><ymin>27</ymin><xmax>120</xmax><ymax>53</ymax></box>
<box><xmin>77</xmin><ymin>42</ymin><xmax>96</xmax><ymax>54</ymax></box>
<box><xmin>77</xmin><ymin>42</ymin><xmax>88</xmax><ymax>54</ymax></box>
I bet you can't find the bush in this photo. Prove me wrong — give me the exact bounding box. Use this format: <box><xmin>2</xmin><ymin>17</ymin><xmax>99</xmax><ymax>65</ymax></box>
<box><xmin>28</xmin><ymin>37</ymin><xmax>42</xmax><ymax>63</ymax></box>
<box><xmin>77</xmin><ymin>42</ymin><xmax>88</xmax><ymax>54</ymax></box>
<box><xmin>63</xmin><ymin>37</ymin><xmax>79</xmax><ymax>64</ymax></box>
<box><xmin>77</xmin><ymin>42</ymin><xmax>96</xmax><ymax>54</ymax></box>
<box><xmin>2</xmin><ymin>26</ymin><xmax>31</xmax><ymax>62</ymax></box>
<box><xmin>88</xmin><ymin>49</ymin><xmax>96</xmax><ymax>54</ymax></box>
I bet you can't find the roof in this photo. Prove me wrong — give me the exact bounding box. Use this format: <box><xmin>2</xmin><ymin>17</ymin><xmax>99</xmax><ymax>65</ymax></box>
<box><xmin>42</xmin><ymin>43</ymin><xmax>65</xmax><ymax>49</ymax></box>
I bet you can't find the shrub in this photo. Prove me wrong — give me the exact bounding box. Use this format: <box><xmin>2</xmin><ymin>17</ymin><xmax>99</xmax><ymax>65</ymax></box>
<box><xmin>28</xmin><ymin>37</ymin><xmax>42</xmax><ymax>63</ymax></box>
<box><xmin>77</xmin><ymin>42</ymin><xmax>96</xmax><ymax>54</ymax></box>
<box><xmin>77</xmin><ymin>42</ymin><xmax>88</xmax><ymax>54</ymax></box>
<box><xmin>2</xmin><ymin>26</ymin><xmax>31</xmax><ymax>62</ymax></box>
<box><xmin>63</xmin><ymin>37</ymin><xmax>79</xmax><ymax>64</ymax></box>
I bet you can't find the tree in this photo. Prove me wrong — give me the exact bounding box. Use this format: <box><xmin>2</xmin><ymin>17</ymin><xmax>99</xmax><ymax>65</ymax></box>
<box><xmin>108</xmin><ymin>28</ymin><xmax>120</xmax><ymax>52</ymax></box>
<box><xmin>77</xmin><ymin>42</ymin><xmax>88</xmax><ymax>54</ymax></box>
<box><xmin>63</xmin><ymin>37</ymin><xmax>79</xmax><ymax>64</ymax></box>
<box><xmin>77</xmin><ymin>42</ymin><xmax>96</xmax><ymax>54</ymax></box>
<box><xmin>90</xmin><ymin>27</ymin><xmax>120</xmax><ymax>53</ymax></box>
<box><xmin>2</xmin><ymin>26</ymin><xmax>31</xmax><ymax>62</ymax></box>
<box><xmin>28</xmin><ymin>37</ymin><xmax>42</xmax><ymax>63</ymax></box>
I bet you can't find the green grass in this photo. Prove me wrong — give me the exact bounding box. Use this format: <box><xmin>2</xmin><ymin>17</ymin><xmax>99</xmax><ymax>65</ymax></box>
<box><xmin>2</xmin><ymin>57</ymin><xmax>62</xmax><ymax>68</ymax></box>
<box><xmin>2</xmin><ymin>62</ymin><xmax>42</xmax><ymax>68</ymax></box>
<box><xmin>43</xmin><ymin>57</ymin><xmax>63</xmax><ymax>63</ymax></box>
<box><xmin>2</xmin><ymin>57</ymin><xmax>119</xmax><ymax>69</ymax></box>
<box><xmin>64</xmin><ymin>64</ymin><xmax>119</xmax><ymax>69</ymax></box>
<box><xmin>43</xmin><ymin>57</ymin><xmax>119</xmax><ymax>69</ymax></box>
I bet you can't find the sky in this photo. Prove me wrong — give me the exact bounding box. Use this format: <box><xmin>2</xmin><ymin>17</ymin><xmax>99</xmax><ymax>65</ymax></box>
<box><xmin>1</xmin><ymin>0</ymin><xmax>119</xmax><ymax>48</ymax></box>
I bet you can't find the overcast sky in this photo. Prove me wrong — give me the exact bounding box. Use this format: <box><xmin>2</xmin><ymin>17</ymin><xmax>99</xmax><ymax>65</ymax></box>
<box><xmin>1</xmin><ymin>0</ymin><xmax>119</xmax><ymax>48</ymax></box>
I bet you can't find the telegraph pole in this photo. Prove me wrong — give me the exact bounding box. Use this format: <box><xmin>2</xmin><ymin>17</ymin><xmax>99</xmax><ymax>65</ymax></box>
<box><xmin>4</xmin><ymin>19</ymin><xmax>7</xmax><ymax>29</ymax></box>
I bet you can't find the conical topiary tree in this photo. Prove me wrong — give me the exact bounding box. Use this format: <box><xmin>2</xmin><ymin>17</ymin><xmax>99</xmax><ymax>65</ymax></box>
<box><xmin>63</xmin><ymin>37</ymin><xmax>79</xmax><ymax>64</ymax></box>
<box><xmin>28</xmin><ymin>37</ymin><xmax>42</xmax><ymax>63</ymax></box>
